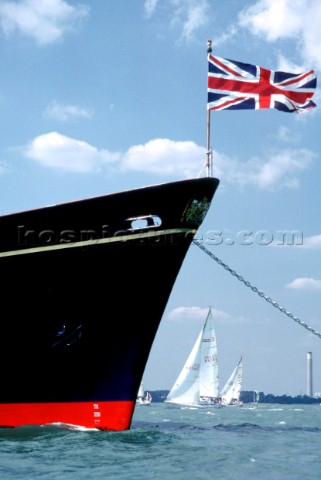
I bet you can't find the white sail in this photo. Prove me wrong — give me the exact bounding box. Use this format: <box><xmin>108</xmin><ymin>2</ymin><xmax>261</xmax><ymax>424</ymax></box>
<box><xmin>136</xmin><ymin>382</ymin><xmax>152</xmax><ymax>405</ymax></box>
<box><xmin>221</xmin><ymin>357</ymin><xmax>243</xmax><ymax>405</ymax></box>
<box><xmin>199</xmin><ymin>308</ymin><xmax>219</xmax><ymax>399</ymax></box>
<box><xmin>165</xmin><ymin>307</ymin><xmax>221</xmax><ymax>407</ymax></box>
<box><xmin>165</xmin><ymin>330</ymin><xmax>202</xmax><ymax>406</ymax></box>
<box><xmin>137</xmin><ymin>382</ymin><xmax>145</xmax><ymax>399</ymax></box>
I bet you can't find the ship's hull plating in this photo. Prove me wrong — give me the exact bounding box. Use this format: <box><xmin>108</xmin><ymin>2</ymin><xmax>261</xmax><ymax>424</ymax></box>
<box><xmin>0</xmin><ymin>177</ymin><xmax>219</xmax><ymax>430</ymax></box>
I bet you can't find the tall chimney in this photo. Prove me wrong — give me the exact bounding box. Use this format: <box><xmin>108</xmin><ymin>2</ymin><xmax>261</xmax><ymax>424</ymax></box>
<box><xmin>307</xmin><ymin>352</ymin><xmax>313</xmax><ymax>397</ymax></box>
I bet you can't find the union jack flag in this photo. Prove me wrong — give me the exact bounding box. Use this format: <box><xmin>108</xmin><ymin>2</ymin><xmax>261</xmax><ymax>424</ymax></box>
<box><xmin>208</xmin><ymin>54</ymin><xmax>317</xmax><ymax>113</ymax></box>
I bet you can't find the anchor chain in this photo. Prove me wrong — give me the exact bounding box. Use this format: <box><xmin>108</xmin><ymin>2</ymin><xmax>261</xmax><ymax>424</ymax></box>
<box><xmin>193</xmin><ymin>240</ymin><xmax>321</xmax><ymax>340</ymax></box>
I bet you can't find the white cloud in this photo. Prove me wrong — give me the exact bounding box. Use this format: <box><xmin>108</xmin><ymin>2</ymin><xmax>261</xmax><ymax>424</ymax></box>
<box><xmin>239</xmin><ymin>0</ymin><xmax>302</xmax><ymax>41</ymax></box>
<box><xmin>0</xmin><ymin>0</ymin><xmax>89</xmax><ymax>45</ymax></box>
<box><xmin>44</xmin><ymin>101</ymin><xmax>93</xmax><ymax>121</ymax></box>
<box><xmin>286</xmin><ymin>277</ymin><xmax>321</xmax><ymax>291</ymax></box>
<box><xmin>25</xmin><ymin>132</ymin><xmax>119</xmax><ymax>173</ymax></box>
<box><xmin>122</xmin><ymin>138</ymin><xmax>204</xmax><ymax>177</ymax></box>
<box><xmin>275</xmin><ymin>54</ymin><xmax>304</xmax><ymax>74</ymax></box>
<box><xmin>23</xmin><ymin>132</ymin><xmax>315</xmax><ymax>189</ymax></box>
<box><xmin>251</xmin><ymin>149</ymin><xmax>313</xmax><ymax>189</ymax></box>
<box><xmin>239</xmin><ymin>0</ymin><xmax>321</xmax><ymax>71</ymax></box>
<box><xmin>301</xmin><ymin>234</ymin><xmax>321</xmax><ymax>249</ymax></box>
<box><xmin>213</xmin><ymin>25</ymin><xmax>238</xmax><ymax>48</ymax></box>
<box><xmin>24</xmin><ymin>132</ymin><xmax>204</xmax><ymax>176</ymax></box>
<box><xmin>214</xmin><ymin>147</ymin><xmax>315</xmax><ymax>190</ymax></box>
<box><xmin>144</xmin><ymin>0</ymin><xmax>158</xmax><ymax>18</ymax></box>
<box><xmin>177</xmin><ymin>0</ymin><xmax>209</xmax><ymax>43</ymax></box>
<box><xmin>168</xmin><ymin>306</ymin><xmax>229</xmax><ymax>321</ymax></box>
<box><xmin>274</xmin><ymin>126</ymin><xmax>299</xmax><ymax>143</ymax></box>
<box><xmin>147</xmin><ymin>0</ymin><xmax>209</xmax><ymax>43</ymax></box>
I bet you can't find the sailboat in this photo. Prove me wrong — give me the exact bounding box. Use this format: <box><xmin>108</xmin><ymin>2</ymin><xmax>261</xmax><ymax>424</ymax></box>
<box><xmin>251</xmin><ymin>390</ymin><xmax>260</xmax><ymax>404</ymax></box>
<box><xmin>220</xmin><ymin>357</ymin><xmax>243</xmax><ymax>406</ymax></box>
<box><xmin>136</xmin><ymin>383</ymin><xmax>152</xmax><ymax>406</ymax></box>
<box><xmin>165</xmin><ymin>308</ymin><xmax>222</xmax><ymax>408</ymax></box>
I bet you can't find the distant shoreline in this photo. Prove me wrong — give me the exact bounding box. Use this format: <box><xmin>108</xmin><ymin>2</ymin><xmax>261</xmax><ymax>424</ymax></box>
<box><xmin>147</xmin><ymin>390</ymin><xmax>321</xmax><ymax>405</ymax></box>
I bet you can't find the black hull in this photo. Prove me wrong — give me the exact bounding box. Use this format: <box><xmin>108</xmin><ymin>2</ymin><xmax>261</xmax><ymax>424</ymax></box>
<box><xmin>0</xmin><ymin>177</ymin><xmax>219</xmax><ymax>429</ymax></box>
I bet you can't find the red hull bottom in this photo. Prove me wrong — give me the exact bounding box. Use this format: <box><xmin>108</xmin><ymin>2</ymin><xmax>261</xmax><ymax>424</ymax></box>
<box><xmin>0</xmin><ymin>401</ymin><xmax>135</xmax><ymax>431</ymax></box>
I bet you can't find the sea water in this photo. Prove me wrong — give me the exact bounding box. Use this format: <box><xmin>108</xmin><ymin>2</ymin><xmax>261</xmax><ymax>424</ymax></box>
<box><xmin>1</xmin><ymin>403</ymin><xmax>321</xmax><ymax>479</ymax></box>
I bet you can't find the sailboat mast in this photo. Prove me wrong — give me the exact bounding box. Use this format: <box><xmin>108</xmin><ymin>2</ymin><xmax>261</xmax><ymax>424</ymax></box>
<box><xmin>206</xmin><ymin>39</ymin><xmax>212</xmax><ymax>178</ymax></box>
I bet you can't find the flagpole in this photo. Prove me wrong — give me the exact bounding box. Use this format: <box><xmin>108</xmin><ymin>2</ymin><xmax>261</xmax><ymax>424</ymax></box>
<box><xmin>206</xmin><ymin>39</ymin><xmax>212</xmax><ymax>178</ymax></box>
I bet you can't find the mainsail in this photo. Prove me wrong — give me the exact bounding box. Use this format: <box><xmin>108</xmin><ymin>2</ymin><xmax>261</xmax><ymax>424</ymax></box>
<box><xmin>220</xmin><ymin>357</ymin><xmax>243</xmax><ymax>405</ymax></box>
<box><xmin>199</xmin><ymin>308</ymin><xmax>219</xmax><ymax>399</ymax></box>
<box><xmin>137</xmin><ymin>382</ymin><xmax>145</xmax><ymax>399</ymax></box>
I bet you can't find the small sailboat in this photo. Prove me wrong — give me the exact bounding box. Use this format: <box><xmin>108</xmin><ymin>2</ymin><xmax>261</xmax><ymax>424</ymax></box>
<box><xmin>165</xmin><ymin>307</ymin><xmax>222</xmax><ymax>408</ymax></box>
<box><xmin>220</xmin><ymin>357</ymin><xmax>243</xmax><ymax>406</ymax></box>
<box><xmin>136</xmin><ymin>383</ymin><xmax>152</xmax><ymax>406</ymax></box>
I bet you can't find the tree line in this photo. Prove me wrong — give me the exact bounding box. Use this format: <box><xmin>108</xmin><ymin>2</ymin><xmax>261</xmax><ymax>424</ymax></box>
<box><xmin>147</xmin><ymin>390</ymin><xmax>321</xmax><ymax>404</ymax></box>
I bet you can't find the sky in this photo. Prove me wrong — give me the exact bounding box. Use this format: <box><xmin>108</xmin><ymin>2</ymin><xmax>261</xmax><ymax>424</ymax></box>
<box><xmin>0</xmin><ymin>0</ymin><xmax>320</xmax><ymax>397</ymax></box>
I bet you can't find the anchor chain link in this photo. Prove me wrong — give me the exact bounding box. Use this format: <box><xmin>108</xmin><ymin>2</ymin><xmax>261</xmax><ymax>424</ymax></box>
<box><xmin>193</xmin><ymin>240</ymin><xmax>321</xmax><ymax>340</ymax></box>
